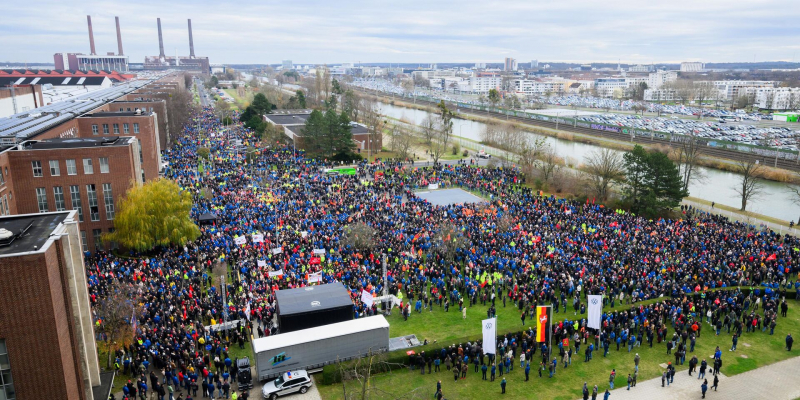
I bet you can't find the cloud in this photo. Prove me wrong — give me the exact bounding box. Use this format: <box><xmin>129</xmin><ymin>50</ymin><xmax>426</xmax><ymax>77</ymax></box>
<box><xmin>2</xmin><ymin>0</ymin><xmax>799</xmax><ymax>64</ymax></box>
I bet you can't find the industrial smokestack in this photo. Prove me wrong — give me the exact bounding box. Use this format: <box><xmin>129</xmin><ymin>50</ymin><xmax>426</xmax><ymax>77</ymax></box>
<box><xmin>157</xmin><ymin>18</ymin><xmax>165</xmax><ymax>59</ymax></box>
<box><xmin>188</xmin><ymin>19</ymin><xmax>195</xmax><ymax>59</ymax></box>
<box><xmin>87</xmin><ymin>15</ymin><xmax>96</xmax><ymax>55</ymax></box>
<box><xmin>115</xmin><ymin>16</ymin><xmax>124</xmax><ymax>56</ymax></box>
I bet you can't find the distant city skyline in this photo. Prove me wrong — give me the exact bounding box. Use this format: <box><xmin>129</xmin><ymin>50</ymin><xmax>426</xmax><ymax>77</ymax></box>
<box><xmin>2</xmin><ymin>0</ymin><xmax>799</xmax><ymax>65</ymax></box>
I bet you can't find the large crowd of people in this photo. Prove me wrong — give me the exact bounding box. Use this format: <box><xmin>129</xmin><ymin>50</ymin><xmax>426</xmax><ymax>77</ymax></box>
<box><xmin>93</xmin><ymin>106</ymin><xmax>799</xmax><ymax>399</ymax></box>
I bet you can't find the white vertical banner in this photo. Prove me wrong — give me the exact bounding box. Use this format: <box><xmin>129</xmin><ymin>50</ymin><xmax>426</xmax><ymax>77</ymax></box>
<box><xmin>361</xmin><ymin>290</ymin><xmax>374</xmax><ymax>307</ymax></box>
<box><xmin>482</xmin><ymin>318</ymin><xmax>496</xmax><ymax>355</ymax></box>
<box><xmin>588</xmin><ymin>295</ymin><xmax>602</xmax><ymax>330</ymax></box>
<box><xmin>245</xmin><ymin>302</ymin><xmax>251</xmax><ymax>321</ymax></box>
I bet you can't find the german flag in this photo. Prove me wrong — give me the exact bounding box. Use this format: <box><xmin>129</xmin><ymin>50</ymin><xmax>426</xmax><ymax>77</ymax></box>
<box><xmin>535</xmin><ymin>306</ymin><xmax>552</xmax><ymax>343</ymax></box>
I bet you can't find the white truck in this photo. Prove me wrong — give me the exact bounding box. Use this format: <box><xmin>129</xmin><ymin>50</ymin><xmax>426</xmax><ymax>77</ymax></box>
<box><xmin>477</xmin><ymin>149</ymin><xmax>491</xmax><ymax>159</ymax></box>
<box><xmin>252</xmin><ymin>315</ymin><xmax>390</xmax><ymax>381</ymax></box>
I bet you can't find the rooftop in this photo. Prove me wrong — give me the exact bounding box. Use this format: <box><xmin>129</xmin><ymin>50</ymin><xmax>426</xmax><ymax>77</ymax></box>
<box><xmin>82</xmin><ymin>111</ymin><xmax>152</xmax><ymax>118</ymax></box>
<box><xmin>275</xmin><ymin>283</ymin><xmax>353</xmax><ymax>316</ymax></box>
<box><xmin>0</xmin><ymin>76</ymin><xmax>110</xmax><ymax>87</ymax></box>
<box><xmin>285</xmin><ymin>123</ymin><xmax>369</xmax><ymax>136</ymax></box>
<box><xmin>0</xmin><ymin>212</ymin><xmax>72</xmax><ymax>256</ymax></box>
<box><xmin>19</xmin><ymin>137</ymin><xmax>132</xmax><ymax>150</ymax></box>
<box><xmin>0</xmin><ymin>76</ymin><xmax>163</xmax><ymax>140</ymax></box>
<box><xmin>264</xmin><ymin>113</ymin><xmax>311</xmax><ymax>125</ymax></box>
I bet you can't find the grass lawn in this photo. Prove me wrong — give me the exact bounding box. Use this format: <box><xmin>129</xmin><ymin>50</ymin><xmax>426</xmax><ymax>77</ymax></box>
<box><xmin>223</xmin><ymin>88</ymin><xmax>253</xmax><ymax>109</ymax></box>
<box><xmin>317</xmin><ymin>295</ymin><xmax>800</xmax><ymax>400</ymax></box>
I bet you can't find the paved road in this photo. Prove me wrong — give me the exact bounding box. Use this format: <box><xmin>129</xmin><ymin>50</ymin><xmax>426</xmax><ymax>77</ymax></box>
<box><xmin>577</xmin><ymin>355</ymin><xmax>800</xmax><ymax>400</ymax></box>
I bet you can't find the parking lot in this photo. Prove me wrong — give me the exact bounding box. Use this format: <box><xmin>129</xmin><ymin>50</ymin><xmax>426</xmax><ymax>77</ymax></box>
<box><xmin>352</xmin><ymin>79</ymin><xmax>800</xmax><ymax>150</ymax></box>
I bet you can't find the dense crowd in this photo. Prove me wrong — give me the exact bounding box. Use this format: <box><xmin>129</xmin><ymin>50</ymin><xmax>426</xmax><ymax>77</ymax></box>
<box><xmin>91</xmin><ymin>106</ymin><xmax>800</xmax><ymax>399</ymax></box>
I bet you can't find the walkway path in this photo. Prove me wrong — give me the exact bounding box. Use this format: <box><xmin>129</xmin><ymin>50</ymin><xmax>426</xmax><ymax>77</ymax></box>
<box><xmin>577</xmin><ymin>355</ymin><xmax>800</xmax><ymax>400</ymax></box>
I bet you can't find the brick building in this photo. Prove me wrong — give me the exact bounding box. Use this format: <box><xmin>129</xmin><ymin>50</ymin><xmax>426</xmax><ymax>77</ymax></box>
<box><xmin>0</xmin><ymin>137</ymin><xmax>143</xmax><ymax>252</ymax></box>
<box><xmin>0</xmin><ymin>210</ymin><xmax>111</xmax><ymax>400</ymax></box>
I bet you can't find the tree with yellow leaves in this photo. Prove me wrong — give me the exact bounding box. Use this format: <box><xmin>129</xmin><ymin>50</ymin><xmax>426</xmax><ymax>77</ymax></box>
<box><xmin>105</xmin><ymin>178</ymin><xmax>200</xmax><ymax>251</ymax></box>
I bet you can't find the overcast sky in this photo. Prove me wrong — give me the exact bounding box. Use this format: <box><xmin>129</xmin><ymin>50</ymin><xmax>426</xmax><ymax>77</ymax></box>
<box><xmin>3</xmin><ymin>0</ymin><xmax>800</xmax><ymax>65</ymax></box>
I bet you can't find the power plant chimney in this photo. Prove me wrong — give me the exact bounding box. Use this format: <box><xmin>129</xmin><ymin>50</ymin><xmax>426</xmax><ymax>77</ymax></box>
<box><xmin>188</xmin><ymin>19</ymin><xmax>196</xmax><ymax>59</ymax></box>
<box><xmin>87</xmin><ymin>15</ymin><xmax>97</xmax><ymax>55</ymax></box>
<box><xmin>157</xmin><ymin>18</ymin><xmax>165</xmax><ymax>59</ymax></box>
<box><xmin>115</xmin><ymin>16</ymin><xmax>124</xmax><ymax>56</ymax></box>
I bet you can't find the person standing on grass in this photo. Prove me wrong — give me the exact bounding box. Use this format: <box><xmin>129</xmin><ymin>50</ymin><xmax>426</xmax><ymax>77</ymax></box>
<box><xmin>634</xmin><ymin>353</ymin><xmax>640</xmax><ymax>372</ymax></box>
<box><xmin>627</xmin><ymin>374</ymin><xmax>632</xmax><ymax>390</ymax></box>
<box><xmin>482</xmin><ymin>363</ymin><xmax>487</xmax><ymax>380</ymax></box>
<box><xmin>491</xmin><ymin>363</ymin><xmax>496</xmax><ymax>381</ymax></box>
<box><xmin>582</xmin><ymin>383</ymin><xmax>589</xmax><ymax>400</ymax></box>
<box><xmin>787</xmin><ymin>334</ymin><xmax>794</xmax><ymax>351</ymax></box>
<box><xmin>525</xmin><ymin>362</ymin><xmax>530</xmax><ymax>381</ymax></box>
<box><xmin>501</xmin><ymin>377</ymin><xmax>507</xmax><ymax>394</ymax></box>
<box><xmin>730</xmin><ymin>334</ymin><xmax>738</xmax><ymax>351</ymax></box>
<box><xmin>609</xmin><ymin>369</ymin><xmax>616</xmax><ymax>389</ymax></box>
<box><xmin>701</xmin><ymin>379</ymin><xmax>708</xmax><ymax>399</ymax></box>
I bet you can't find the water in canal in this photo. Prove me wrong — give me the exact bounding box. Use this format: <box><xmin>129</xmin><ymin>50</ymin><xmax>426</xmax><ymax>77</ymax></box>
<box><xmin>378</xmin><ymin>102</ymin><xmax>800</xmax><ymax>222</ymax></box>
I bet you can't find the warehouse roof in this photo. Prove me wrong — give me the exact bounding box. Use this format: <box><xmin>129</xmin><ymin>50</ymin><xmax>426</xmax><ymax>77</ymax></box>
<box><xmin>0</xmin><ymin>75</ymin><xmax>163</xmax><ymax>140</ymax></box>
<box><xmin>252</xmin><ymin>315</ymin><xmax>389</xmax><ymax>353</ymax></box>
<box><xmin>275</xmin><ymin>283</ymin><xmax>353</xmax><ymax>316</ymax></box>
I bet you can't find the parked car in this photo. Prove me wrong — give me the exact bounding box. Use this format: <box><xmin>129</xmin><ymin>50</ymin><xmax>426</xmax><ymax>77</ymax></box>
<box><xmin>262</xmin><ymin>370</ymin><xmax>312</xmax><ymax>399</ymax></box>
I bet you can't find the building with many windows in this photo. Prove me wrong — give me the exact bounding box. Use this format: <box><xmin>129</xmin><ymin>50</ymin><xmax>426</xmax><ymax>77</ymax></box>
<box><xmin>0</xmin><ymin>137</ymin><xmax>143</xmax><ymax>252</ymax></box>
<box><xmin>0</xmin><ymin>210</ymin><xmax>113</xmax><ymax>400</ymax></box>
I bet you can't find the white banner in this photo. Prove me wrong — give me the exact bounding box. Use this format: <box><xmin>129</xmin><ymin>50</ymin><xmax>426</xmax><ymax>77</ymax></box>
<box><xmin>308</xmin><ymin>271</ymin><xmax>322</xmax><ymax>283</ymax></box>
<box><xmin>234</xmin><ymin>236</ymin><xmax>247</xmax><ymax>245</ymax></box>
<box><xmin>257</xmin><ymin>260</ymin><xmax>267</xmax><ymax>267</ymax></box>
<box><xmin>268</xmin><ymin>269</ymin><xmax>284</xmax><ymax>277</ymax></box>
<box><xmin>588</xmin><ymin>295</ymin><xmax>602</xmax><ymax>330</ymax></box>
<box><xmin>245</xmin><ymin>302</ymin><xmax>251</xmax><ymax>321</ymax></box>
<box><xmin>252</xmin><ymin>234</ymin><xmax>264</xmax><ymax>243</ymax></box>
<box><xmin>301</xmin><ymin>231</ymin><xmax>308</xmax><ymax>238</ymax></box>
<box><xmin>482</xmin><ymin>318</ymin><xmax>496</xmax><ymax>355</ymax></box>
<box><xmin>271</xmin><ymin>247</ymin><xmax>283</xmax><ymax>255</ymax></box>
<box><xmin>312</xmin><ymin>249</ymin><xmax>326</xmax><ymax>255</ymax></box>
<box><xmin>361</xmin><ymin>290</ymin><xmax>374</xmax><ymax>307</ymax></box>
<box><xmin>428</xmin><ymin>183</ymin><xmax>439</xmax><ymax>190</ymax></box>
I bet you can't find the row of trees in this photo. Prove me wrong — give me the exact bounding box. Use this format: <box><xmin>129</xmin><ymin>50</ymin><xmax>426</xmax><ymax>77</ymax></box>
<box><xmin>303</xmin><ymin>96</ymin><xmax>356</xmax><ymax>158</ymax></box>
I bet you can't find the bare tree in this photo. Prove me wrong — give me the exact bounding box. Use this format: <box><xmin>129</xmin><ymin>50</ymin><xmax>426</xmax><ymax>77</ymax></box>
<box><xmin>360</xmin><ymin>98</ymin><xmax>385</xmax><ymax>155</ymax></box>
<box><xmin>583</xmin><ymin>148</ymin><xmax>625</xmax><ymax>200</ymax></box>
<box><xmin>536</xmin><ymin>146</ymin><xmax>562</xmax><ymax>183</ymax></box>
<box><xmin>421</xmin><ymin>114</ymin><xmax>437</xmax><ymax>145</ymax></box>
<box><xmin>94</xmin><ymin>281</ymin><xmax>140</xmax><ymax>368</ymax></box>
<box><xmin>517</xmin><ymin>135</ymin><xmax>548</xmax><ymax>176</ymax></box>
<box><xmin>429</xmin><ymin>101</ymin><xmax>454</xmax><ymax>164</ymax></box>
<box><xmin>731</xmin><ymin>160</ymin><xmax>765</xmax><ymax>211</ymax></box>
<box><xmin>388</xmin><ymin>125</ymin><xmax>413</xmax><ymax>160</ymax></box>
<box><xmin>433</xmin><ymin>221</ymin><xmax>466</xmax><ymax>262</ymax></box>
<box><xmin>787</xmin><ymin>173</ymin><xmax>800</xmax><ymax>213</ymax></box>
<box><xmin>481</xmin><ymin>120</ymin><xmax>500</xmax><ymax>145</ymax></box>
<box><xmin>166</xmin><ymin>87</ymin><xmax>196</xmax><ymax>141</ymax></box>
<box><xmin>342</xmin><ymin>222</ymin><xmax>377</xmax><ymax>252</ymax></box>
<box><xmin>334</xmin><ymin>350</ymin><xmax>426</xmax><ymax>400</ymax></box>
<box><xmin>675</xmin><ymin>133</ymin><xmax>705</xmax><ymax>193</ymax></box>
<box><xmin>694</xmin><ymin>83</ymin><xmax>715</xmax><ymax>115</ymax></box>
